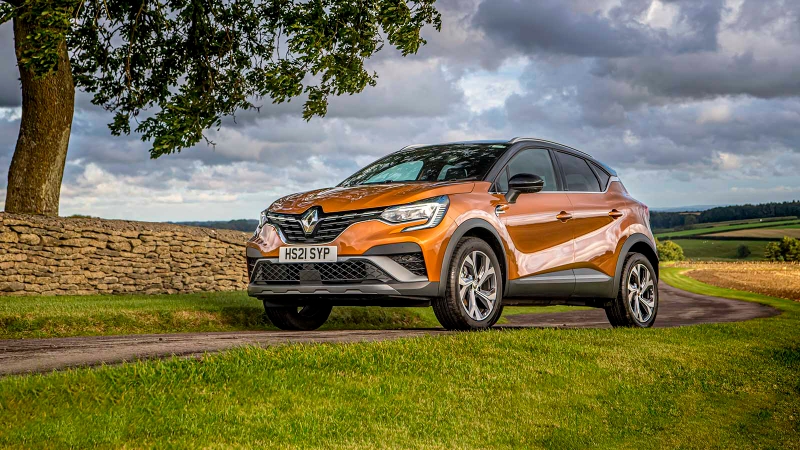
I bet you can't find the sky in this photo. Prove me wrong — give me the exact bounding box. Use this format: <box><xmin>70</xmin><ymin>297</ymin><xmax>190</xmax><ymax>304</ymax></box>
<box><xmin>1</xmin><ymin>0</ymin><xmax>800</xmax><ymax>222</ymax></box>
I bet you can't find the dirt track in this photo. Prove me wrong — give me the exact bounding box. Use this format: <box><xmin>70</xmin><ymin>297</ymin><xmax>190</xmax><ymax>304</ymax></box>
<box><xmin>0</xmin><ymin>282</ymin><xmax>779</xmax><ymax>376</ymax></box>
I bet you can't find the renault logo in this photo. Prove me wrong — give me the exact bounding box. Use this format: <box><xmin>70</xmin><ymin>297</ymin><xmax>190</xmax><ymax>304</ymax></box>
<box><xmin>299</xmin><ymin>208</ymin><xmax>320</xmax><ymax>235</ymax></box>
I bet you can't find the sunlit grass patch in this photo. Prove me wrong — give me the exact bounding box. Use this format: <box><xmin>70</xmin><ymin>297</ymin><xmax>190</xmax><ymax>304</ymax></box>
<box><xmin>0</xmin><ymin>268</ymin><xmax>798</xmax><ymax>448</ymax></box>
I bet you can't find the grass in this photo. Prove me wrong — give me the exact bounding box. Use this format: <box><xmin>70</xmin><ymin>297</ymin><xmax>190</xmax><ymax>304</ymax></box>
<box><xmin>0</xmin><ymin>291</ymin><xmax>584</xmax><ymax>339</ymax></box>
<box><xmin>707</xmin><ymin>228</ymin><xmax>800</xmax><ymax>239</ymax></box>
<box><xmin>652</xmin><ymin>216</ymin><xmax>797</xmax><ymax>235</ymax></box>
<box><xmin>672</xmin><ymin>239</ymin><xmax>770</xmax><ymax>260</ymax></box>
<box><xmin>655</xmin><ymin>218</ymin><xmax>800</xmax><ymax>239</ymax></box>
<box><xmin>0</xmin><ymin>268</ymin><xmax>798</xmax><ymax>448</ymax></box>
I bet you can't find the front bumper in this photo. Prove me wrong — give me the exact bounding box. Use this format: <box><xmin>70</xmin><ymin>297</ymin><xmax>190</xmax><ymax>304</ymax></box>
<box><xmin>246</xmin><ymin>248</ymin><xmax>440</xmax><ymax>306</ymax></box>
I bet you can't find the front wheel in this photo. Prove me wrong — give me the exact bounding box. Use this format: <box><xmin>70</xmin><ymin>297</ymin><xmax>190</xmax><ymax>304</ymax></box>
<box><xmin>605</xmin><ymin>253</ymin><xmax>658</xmax><ymax>328</ymax></box>
<box><xmin>263</xmin><ymin>304</ymin><xmax>333</xmax><ymax>331</ymax></box>
<box><xmin>433</xmin><ymin>237</ymin><xmax>504</xmax><ymax>330</ymax></box>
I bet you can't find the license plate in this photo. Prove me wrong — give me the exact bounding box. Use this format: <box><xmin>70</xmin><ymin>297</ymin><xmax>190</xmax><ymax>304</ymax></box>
<box><xmin>278</xmin><ymin>246</ymin><xmax>337</xmax><ymax>263</ymax></box>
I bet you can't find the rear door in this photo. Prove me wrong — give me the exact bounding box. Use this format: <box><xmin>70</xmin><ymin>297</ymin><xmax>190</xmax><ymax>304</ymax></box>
<box><xmin>554</xmin><ymin>151</ymin><xmax>628</xmax><ymax>297</ymax></box>
<box><xmin>495</xmin><ymin>148</ymin><xmax>575</xmax><ymax>298</ymax></box>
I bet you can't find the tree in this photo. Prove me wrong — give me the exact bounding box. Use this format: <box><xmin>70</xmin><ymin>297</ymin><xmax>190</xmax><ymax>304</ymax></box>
<box><xmin>765</xmin><ymin>237</ymin><xmax>800</xmax><ymax>262</ymax></box>
<box><xmin>0</xmin><ymin>0</ymin><xmax>441</xmax><ymax>216</ymax></box>
<box><xmin>656</xmin><ymin>239</ymin><xmax>685</xmax><ymax>262</ymax></box>
<box><xmin>736</xmin><ymin>244</ymin><xmax>751</xmax><ymax>259</ymax></box>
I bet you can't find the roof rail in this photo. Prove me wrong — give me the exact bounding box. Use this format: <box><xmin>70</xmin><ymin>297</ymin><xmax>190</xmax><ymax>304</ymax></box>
<box><xmin>507</xmin><ymin>137</ymin><xmax>593</xmax><ymax>159</ymax></box>
<box><xmin>399</xmin><ymin>144</ymin><xmax>426</xmax><ymax>151</ymax></box>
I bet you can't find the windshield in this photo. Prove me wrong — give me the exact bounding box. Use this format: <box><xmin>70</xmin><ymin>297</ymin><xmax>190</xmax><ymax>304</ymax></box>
<box><xmin>339</xmin><ymin>144</ymin><xmax>510</xmax><ymax>187</ymax></box>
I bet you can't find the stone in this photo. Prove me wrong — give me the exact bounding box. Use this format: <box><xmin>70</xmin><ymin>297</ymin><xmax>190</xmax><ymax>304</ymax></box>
<box><xmin>0</xmin><ymin>232</ymin><xmax>18</xmax><ymax>243</ymax></box>
<box><xmin>18</xmin><ymin>233</ymin><xmax>40</xmax><ymax>245</ymax></box>
<box><xmin>107</xmin><ymin>241</ymin><xmax>132</xmax><ymax>252</ymax></box>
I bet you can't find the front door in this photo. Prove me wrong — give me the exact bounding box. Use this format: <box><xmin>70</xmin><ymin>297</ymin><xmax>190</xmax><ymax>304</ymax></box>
<box><xmin>495</xmin><ymin>148</ymin><xmax>575</xmax><ymax>298</ymax></box>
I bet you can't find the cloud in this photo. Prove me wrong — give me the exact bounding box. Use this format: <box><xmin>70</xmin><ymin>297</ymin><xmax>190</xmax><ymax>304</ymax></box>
<box><xmin>1</xmin><ymin>0</ymin><xmax>800</xmax><ymax>218</ymax></box>
<box><xmin>472</xmin><ymin>0</ymin><xmax>724</xmax><ymax>58</ymax></box>
<box><xmin>0</xmin><ymin>24</ymin><xmax>20</xmax><ymax>107</ymax></box>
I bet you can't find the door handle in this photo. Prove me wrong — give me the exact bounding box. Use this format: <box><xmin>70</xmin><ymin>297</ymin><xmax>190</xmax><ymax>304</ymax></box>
<box><xmin>556</xmin><ymin>211</ymin><xmax>573</xmax><ymax>222</ymax></box>
<box><xmin>608</xmin><ymin>209</ymin><xmax>623</xmax><ymax>219</ymax></box>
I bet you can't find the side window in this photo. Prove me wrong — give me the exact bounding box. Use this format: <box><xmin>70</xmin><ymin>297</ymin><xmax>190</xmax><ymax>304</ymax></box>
<box><xmin>503</xmin><ymin>149</ymin><xmax>558</xmax><ymax>192</ymax></box>
<box><xmin>590</xmin><ymin>162</ymin><xmax>611</xmax><ymax>190</ymax></box>
<box><xmin>556</xmin><ymin>152</ymin><xmax>601</xmax><ymax>192</ymax></box>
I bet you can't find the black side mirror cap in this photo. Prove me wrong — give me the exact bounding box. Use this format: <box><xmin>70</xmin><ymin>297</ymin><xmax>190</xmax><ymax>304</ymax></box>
<box><xmin>505</xmin><ymin>173</ymin><xmax>545</xmax><ymax>203</ymax></box>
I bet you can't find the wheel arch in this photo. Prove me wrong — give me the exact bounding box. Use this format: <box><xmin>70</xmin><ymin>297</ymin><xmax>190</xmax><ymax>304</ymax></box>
<box><xmin>610</xmin><ymin>233</ymin><xmax>659</xmax><ymax>298</ymax></box>
<box><xmin>437</xmin><ymin>219</ymin><xmax>509</xmax><ymax>297</ymax></box>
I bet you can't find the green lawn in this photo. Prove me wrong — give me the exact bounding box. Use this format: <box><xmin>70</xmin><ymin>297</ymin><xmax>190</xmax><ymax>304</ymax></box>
<box><xmin>672</xmin><ymin>239</ymin><xmax>770</xmax><ymax>261</ymax></box>
<box><xmin>0</xmin><ymin>291</ymin><xmax>584</xmax><ymax>339</ymax></box>
<box><xmin>655</xmin><ymin>218</ymin><xmax>800</xmax><ymax>239</ymax></box>
<box><xmin>0</xmin><ymin>268</ymin><xmax>798</xmax><ymax>448</ymax></box>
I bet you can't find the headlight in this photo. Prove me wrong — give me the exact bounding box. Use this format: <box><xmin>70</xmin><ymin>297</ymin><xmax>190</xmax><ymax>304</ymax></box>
<box><xmin>380</xmin><ymin>196</ymin><xmax>449</xmax><ymax>232</ymax></box>
<box><xmin>254</xmin><ymin>210</ymin><xmax>269</xmax><ymax>236</ymax></box>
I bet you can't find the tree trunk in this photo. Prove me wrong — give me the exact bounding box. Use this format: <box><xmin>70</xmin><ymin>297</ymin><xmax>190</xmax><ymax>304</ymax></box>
<box><xmin>5</xmin><ymin>16</ymin><xmax>74</xmax><ymax>216</ymax></box>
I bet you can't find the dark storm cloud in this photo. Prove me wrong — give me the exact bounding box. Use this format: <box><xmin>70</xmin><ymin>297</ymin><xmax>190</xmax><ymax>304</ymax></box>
<box><xmin>3</xmin><ymin>0</ymin><xmax>800</xmax><ymax>218</ymax></box>
<box><xmin>472</xmin><ymin>0</ymin><xmax>723</xmax><ymax>58</ymax></box>
<box><xmin>594</xmin><ymin>51</ymin><xmax>800</xmax><ymax>100</ymax></box>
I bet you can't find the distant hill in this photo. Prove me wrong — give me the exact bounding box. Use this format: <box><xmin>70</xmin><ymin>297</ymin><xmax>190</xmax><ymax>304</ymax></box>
<box><xmin>173</xmin><ymin>219</ymin><xmax>258</xmax><ymax>232</ymax></box>
<box><xmin>651</xmin><ymin>205</ymin><xmax>724</xmax><ymax>213</ymax></box>
<box><xmin>651</xmin><ymin>201</ymin><xmax>800</xmax><ymax>230</ymax></box>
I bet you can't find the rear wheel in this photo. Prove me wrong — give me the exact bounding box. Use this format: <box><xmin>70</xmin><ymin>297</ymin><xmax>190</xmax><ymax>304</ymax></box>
<box><xmin>263</xmin><ymin>304</ymin><xmax>333</xmax><ymax>331</ymax></box>
<box><xmin>605</xmin><ymin>253</ymin><xmax>658</xmax><ymax>328</ymax></box>
<box><xmin>433</xmin><ymin>237</ymin><xmax>504</xmax><ymax>330</ymax></box>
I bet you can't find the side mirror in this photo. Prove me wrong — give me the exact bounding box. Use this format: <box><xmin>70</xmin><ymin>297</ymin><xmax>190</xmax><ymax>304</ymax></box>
<box><xmin>505</xmin><ymin>173</ymin><xmax>544</xmax><ymax>203</ymax></box>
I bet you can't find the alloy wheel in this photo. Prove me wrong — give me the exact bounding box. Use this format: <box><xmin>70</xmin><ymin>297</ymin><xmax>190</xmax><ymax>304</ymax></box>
<box><xmin>627</xmin><ymin>263</ymin><xmax>656</xmax><ymax>323</ymax></box>
<box><xmin>458</xmin><ymin>250</ymin><xmax>498</xmax><ymax>321</ymax></box>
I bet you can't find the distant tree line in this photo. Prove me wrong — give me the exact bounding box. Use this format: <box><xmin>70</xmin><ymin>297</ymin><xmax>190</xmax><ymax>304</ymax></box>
<box><xmin>175</xmin><ymin>220</ymin><xmax>258</xmax><ymax>233</ymax></box>
<box><xmin>650</xmin><ymin>201</ymin><xmax>800</xmax><ymax>230</ymax></box>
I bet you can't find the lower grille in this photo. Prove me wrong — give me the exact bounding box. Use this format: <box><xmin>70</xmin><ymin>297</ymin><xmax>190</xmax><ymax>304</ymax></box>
<box><xmin>389</xmin><ymin>253</ymin><xmax>428</xmax><ymax>277</ymax></box>
<box><xmin>252</xmin><ymin>260</ymin><xmax>393</xmax><ymax>284</ymax></box>
<box><xmin>247</xmin><ymin>256</ymin><xmax>259</xmax><ymax>281</ymax></box>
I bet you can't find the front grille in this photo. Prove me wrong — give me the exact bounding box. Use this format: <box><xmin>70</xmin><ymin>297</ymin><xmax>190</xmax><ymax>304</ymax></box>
<box><xmin>252</xmin><ymin>260</ymin><xmax>393</xmax><ymax>284</ymax></box>
<box><xmin>267</xmin><ymin>208</ymin><xmax>383</xmax><ymax>244</ymax></box>
<box><xmin>389</xmin><ymin>253</ymin><xmax>428</xmax><ymax>277</ymax></box>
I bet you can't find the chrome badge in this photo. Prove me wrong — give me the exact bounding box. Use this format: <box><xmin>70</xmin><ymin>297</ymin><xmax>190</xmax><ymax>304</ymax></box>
<box><xmin>299</xmin><ymin>208</ymin><xmax>320</xmax><ymax>235</ymax></box>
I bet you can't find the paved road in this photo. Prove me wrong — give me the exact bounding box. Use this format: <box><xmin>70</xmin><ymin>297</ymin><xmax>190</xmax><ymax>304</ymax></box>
<box><xmin>0</xmin><ymin>282</ymin><xmax>779</xmax><ymax>376</ymax></box>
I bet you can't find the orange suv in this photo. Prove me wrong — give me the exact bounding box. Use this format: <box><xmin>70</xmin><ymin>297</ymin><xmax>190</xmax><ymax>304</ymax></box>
<box><xmin>247</xmin><ymin>138</ymin><xmax>659</xmax><ymax>331</ymax></box>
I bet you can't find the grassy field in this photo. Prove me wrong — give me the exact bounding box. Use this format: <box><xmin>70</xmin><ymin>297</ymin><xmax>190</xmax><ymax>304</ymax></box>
<box><xmin>0</xmin><ymin>291</ymin><xmax>584</xmax><ymax>339</ymax></box>
<box><xmin>655</xmin><ymin>218</ymin><xmax>800</xmax><ymax>239</ymax></box>
<box><xmin>0</xmin><ymin>268</ymin><xmax>798</xmax><ymax>448</ymax></box>
<box><xmin>680</xmin><ymin>262</ymin><xmax>800</xmax><ymax>301</ymax></box>
<box><xmin>651</xmin><ymin>216</ymin><xmax>797</xmax><ymax>235</ymax></box>
<box><xmin>672</xmin><ymin>239</ymin><xmax>770</xmax><ymax>260</ymax></box>
<box><xmin>707</xmin><ymin>228</ymin><xmax>800</xmax><ymax>239</ymax></box>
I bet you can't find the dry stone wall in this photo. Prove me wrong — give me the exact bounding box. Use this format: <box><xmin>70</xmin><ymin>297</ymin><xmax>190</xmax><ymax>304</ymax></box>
<box><xmin>0</xmin><ymin>213</ymin><xmax>250</xmax><ymax>296</ymax></box>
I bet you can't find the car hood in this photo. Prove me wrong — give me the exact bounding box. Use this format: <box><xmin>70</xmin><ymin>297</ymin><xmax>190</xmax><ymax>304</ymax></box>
<box><xmin>269</xmin><ymin>181</ymin><xmax>475</xmax><ymax>214</ymax></box>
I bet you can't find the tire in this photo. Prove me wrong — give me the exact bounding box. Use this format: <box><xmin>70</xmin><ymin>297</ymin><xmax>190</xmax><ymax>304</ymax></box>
<box><xmin>433</xmin><ymin>237</ymin><xmax>504</xmax><ymax>330</ymax></box>
<box><xmin>263</xmin><ymin>303</ymin><xmax>333</xmax><ymax>331</ymax></box>
<box><xmin>605</xmin><ymin>253</ymin><xmax>658</xmax><ymax>328</ymax></box>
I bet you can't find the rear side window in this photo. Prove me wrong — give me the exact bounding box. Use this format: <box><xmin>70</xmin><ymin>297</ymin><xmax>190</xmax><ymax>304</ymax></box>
<box><xmin>556</xmin><ymin>152</ymin><xmax>601</xmax><ymax>192</ymax></box>
<box><xmin>590</xmin><ymin>162</ymin><xmax>611</xmax><ymax>190</ymax></box>
<box><xmin>504</xmin><ymin>149</ymin><xmax>558</xmax><ymax>192</ymax></box>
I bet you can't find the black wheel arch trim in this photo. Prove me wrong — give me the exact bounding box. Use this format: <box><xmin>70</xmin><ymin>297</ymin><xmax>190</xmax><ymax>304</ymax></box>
<box><xmin>610</xmin><ymin>233</ymin><xmax>659</xmax><ymax>298</ymax></box>
<box><xmin>437</xmin><ymin>218</ymin><xmax>509</xmax><ymax>297</ymax></box>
